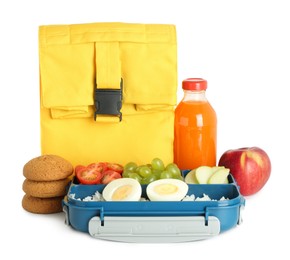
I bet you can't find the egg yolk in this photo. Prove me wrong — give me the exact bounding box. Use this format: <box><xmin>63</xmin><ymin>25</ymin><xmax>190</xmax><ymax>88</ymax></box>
<box><xmin>154</xmin><ymin>184</ymin><xmax>178</xmax><ymax>195</ymax></box>
<box><xmin>112</xmin><ymin>185</ymin><xmax>133</xmax><ymax>201</ymax></box>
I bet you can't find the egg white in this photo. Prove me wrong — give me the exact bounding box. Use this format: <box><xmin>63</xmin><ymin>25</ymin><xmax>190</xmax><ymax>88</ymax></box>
<box><xmin>146</xmin><ymin>178</ymin><xmax>189</xmax><ymax>201</ymax></box>
<box><xmin>102</xmin><ymin>178</ymin><xmax>142</xmax><ymax>201</ymax></box>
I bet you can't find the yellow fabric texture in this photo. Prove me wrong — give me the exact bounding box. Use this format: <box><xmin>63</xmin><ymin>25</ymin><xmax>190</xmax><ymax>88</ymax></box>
<box><xmin>39</xmin><ymin>22</ymin><xmax>177</xmax><ymax>167</ymax></box>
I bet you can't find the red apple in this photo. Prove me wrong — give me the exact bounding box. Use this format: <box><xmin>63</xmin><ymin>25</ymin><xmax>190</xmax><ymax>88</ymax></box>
<box><xmin>218</xmin><ymin>147</ymin><xmax>271</xmax><ymax>196</ymax></box>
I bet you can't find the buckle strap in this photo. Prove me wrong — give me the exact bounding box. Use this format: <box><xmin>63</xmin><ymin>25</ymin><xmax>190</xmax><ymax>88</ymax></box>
<box><xmin>95</xmin><ymin>42</ymin><xmax>121</xmax><ymax>90</ymax></box>
<box><xmin>94</xmin><ymin>41</ymin><xmax>122</xmax><ymax>122</ymax></box>
<box><xmin>94</xmin><ymin>79</ymin><xmax>123</xmax><ymax>122</ymax></box>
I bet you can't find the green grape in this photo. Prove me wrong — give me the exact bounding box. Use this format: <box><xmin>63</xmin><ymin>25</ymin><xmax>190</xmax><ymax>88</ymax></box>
<box><xmin>128</xmin><ymin>172</ymin><xmax>142</xmax><ymax>182</ymax></box>
<box><xmin>140</xmin><ymin>174</ymin><xmax>158</xmax><ymax>185</ymax></box>
<box><xmin>135</xmin><ymin>165</ymin><xmax>145</xmax><ymax>174</ymax></box>
<box><xmin>138</xmin><ymin>166</ymin><xmax>152</xmax><ymax>177</ymax></box>
<box><xmin>160</xmin><ymin>170</ymin><xmax>173</xmax><ymax>179</ymax></box>
<box><xmin>122</xmin><ymin>170</ymin><xmax>131</xmax><ymax>178</ymax></box>
<box><xmin>165</xmin><ymin>162</ymin><xmax>179</xmax><ymax>170</ymax></box>
<box><xmin>151</xmin><ymin>158</ymin><xmax>165</xmax><ymax>171</ymax></box>
<box><xmin>124</xmin><ymin>162</ymin><xmax>138</xmax><ymax>173</ymax></box>
<box><xmin>152</xmin><ymin>169</ymin><xmax>162</xmax><ymax>179</ymax></box>
<box><xmin>173</xmin><ymin>174</ymin><xmax>184</xmax><ymax>181</ymax></box>
<box><xmin>146</xmin><ymin>164</ymin><xmax>152</xmax><ymax>169</ymax></box>
<box><xmin>166</xmin><ymin>163</ymin><xmax>181</xmax><ymax>177</ymax></box>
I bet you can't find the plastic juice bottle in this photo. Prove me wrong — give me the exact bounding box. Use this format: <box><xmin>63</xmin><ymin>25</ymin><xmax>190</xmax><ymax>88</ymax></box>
<box><xmin>174</xmin><ymin>78</ymin><xmax>217</xmax><ymax>170</ymax></box>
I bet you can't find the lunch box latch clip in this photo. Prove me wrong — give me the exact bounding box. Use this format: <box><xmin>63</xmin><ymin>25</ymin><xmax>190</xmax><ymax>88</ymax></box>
<box><xmin>94</xmin><ymin>79</ymin><xmax>123</xmax><ymax>122</ymax></box>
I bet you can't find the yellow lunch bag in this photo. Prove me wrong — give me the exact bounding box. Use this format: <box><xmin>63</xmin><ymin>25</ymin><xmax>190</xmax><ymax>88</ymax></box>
<box><xmin>39</xmin><ymin>22</ymin><xmax>177</xmax><ymax>167</ymax></box>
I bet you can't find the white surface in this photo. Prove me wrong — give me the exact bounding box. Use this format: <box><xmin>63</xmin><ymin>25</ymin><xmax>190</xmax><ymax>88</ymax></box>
<box><xmin>1</xmin><ymin>0</ymin><xmax>288</xmax><ymax>259</ymax></box>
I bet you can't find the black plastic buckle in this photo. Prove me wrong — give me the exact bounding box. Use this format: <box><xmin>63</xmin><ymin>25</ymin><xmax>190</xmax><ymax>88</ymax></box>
<box><xmin>94</xmin><ymin>79</ymin><xmax>123</xmax><ymax>121</ymax></box>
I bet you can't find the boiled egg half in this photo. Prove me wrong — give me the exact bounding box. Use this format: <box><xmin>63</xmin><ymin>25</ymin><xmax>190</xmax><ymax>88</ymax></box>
<box><xmin>102</xmin><ymin>178</ymin><xmax>142</xmax><ymax>201</ymax></box>
<box><xmin>146</xmin><ymin>179</ymin><xmax>188</xmax><ymax>201</ymax></box>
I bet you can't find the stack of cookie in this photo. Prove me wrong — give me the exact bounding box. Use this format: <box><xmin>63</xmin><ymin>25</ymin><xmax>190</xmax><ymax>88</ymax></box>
<box><xmin>22</xmin><ymin>155</ymin><xmax>74</xmax><ymax>214</ymax></box>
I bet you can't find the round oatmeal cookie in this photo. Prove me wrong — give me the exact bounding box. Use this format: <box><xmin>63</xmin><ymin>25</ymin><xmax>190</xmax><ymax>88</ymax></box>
<box><xmin>23</xmin><ymin>154</ymin><xmax>73</xmax><ymax>181</ymax></box>
<box><xmin>22</xmin><ymin>177</ymin><xmax>71</xmax><ymax>198</ymax></box>
<box><xmin>22</xmin><ymin>194</ymin><xmax>63</xmax><ymax>214</ymax></box>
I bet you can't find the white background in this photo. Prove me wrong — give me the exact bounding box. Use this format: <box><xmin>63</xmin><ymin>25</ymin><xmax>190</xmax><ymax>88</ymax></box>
<box><xmin>1</xmin><ymin>0</ymin><xmax>289</xmax><ymax>259</ymax></box>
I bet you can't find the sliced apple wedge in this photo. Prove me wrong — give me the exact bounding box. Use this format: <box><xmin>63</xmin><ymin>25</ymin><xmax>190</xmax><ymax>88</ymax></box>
<box><xmin>195</xmin><ymin>166</ymin><xmax>213</xmax><ymax>184</ymax></box>
<box><xmin>208</xmin><ymin>168</ymin><xmax>230</xmax><ymax>184</ymax></box>
<box><xmin>212</xmin><ymin>166</ymin><xmax>225</xmax><ymax>173</ymax></box>
<box><xmin>184</xmin><ymin>169</ymin><xmax>198</xmax><ymax>184</ymax></box>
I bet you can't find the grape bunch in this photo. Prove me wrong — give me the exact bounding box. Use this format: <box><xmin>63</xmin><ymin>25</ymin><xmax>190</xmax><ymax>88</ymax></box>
<box><xmin>122</xmin><ymin>158</ymin><xmax>183</xmax><ymax>185</ymax></box>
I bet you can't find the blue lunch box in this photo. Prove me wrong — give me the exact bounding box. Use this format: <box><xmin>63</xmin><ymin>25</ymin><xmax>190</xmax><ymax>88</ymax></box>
<box><xmin>62</xmin><ymin>173</ymin><xmax>245</xmax><ymax>242</ymax></box>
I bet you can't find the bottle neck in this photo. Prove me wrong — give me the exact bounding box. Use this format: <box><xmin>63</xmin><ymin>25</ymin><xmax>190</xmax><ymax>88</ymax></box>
<box><xmin>182</xmin><ymin>90</ymin><xmax>207</xmax><ymax>102</ymax></box>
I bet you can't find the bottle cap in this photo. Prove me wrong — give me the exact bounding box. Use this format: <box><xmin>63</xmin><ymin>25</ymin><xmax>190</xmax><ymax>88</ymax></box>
<box><xmin>182</xmin><ymin>78</ymin><xmax>207</xmax><ymax>91</ymax></box>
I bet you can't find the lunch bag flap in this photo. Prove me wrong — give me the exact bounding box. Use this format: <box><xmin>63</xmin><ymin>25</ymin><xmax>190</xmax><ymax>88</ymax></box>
<box><xmin>39</xmin><ymin>23</ymin><xmax>177</xmax><ymax>121</ymax></box>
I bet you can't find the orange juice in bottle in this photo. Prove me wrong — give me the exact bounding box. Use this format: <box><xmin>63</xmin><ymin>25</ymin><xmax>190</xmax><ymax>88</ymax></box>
<box><xmin>174</xmin><ymin>78</ymin><xmax>217</xmax><ymax>170</ymax></box>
